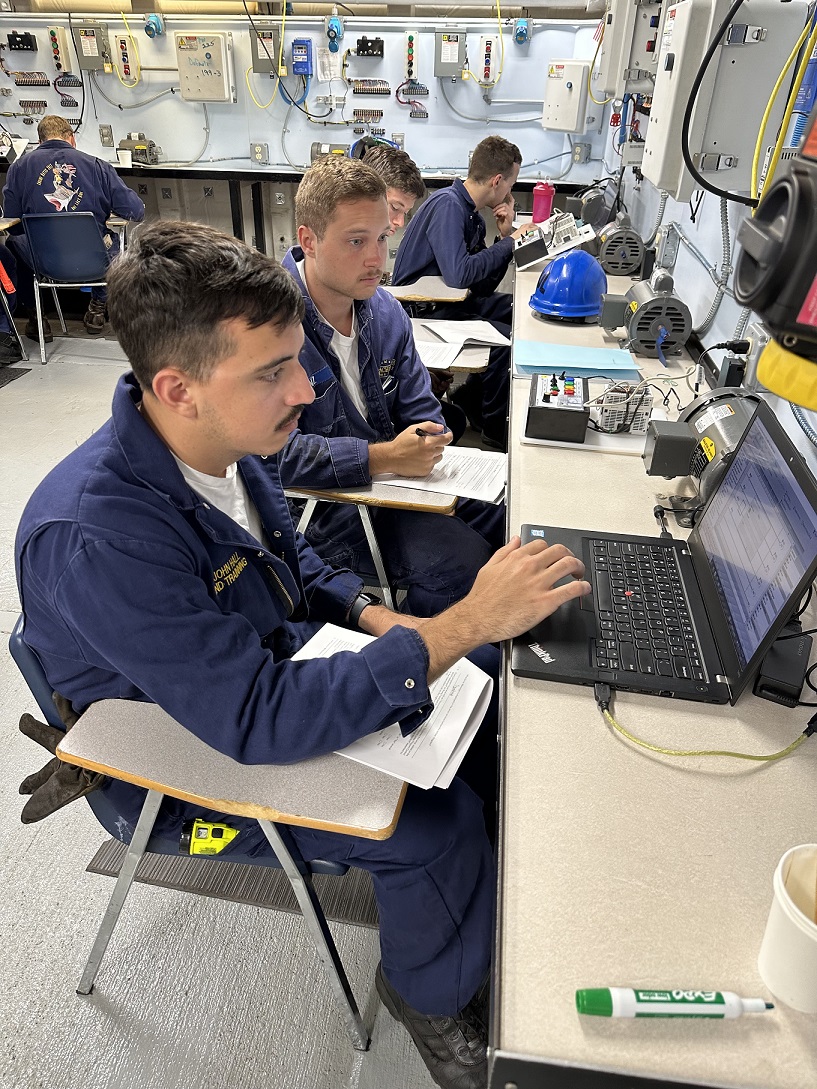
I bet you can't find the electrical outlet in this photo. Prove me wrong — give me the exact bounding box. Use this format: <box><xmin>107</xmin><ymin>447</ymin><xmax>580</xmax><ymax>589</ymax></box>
<box><xmin>251</xmin><ymin>142</ymin><xmax>270</xmax><ymax>165</ymax></box>
<box><xmin>572</xmin><ymin>141</ymin><xmax>591</xmax><ymax>164</ymax></box>
<box><xmin>99</xmin><ymin>124</ymin><xmax>113</xmax><ymax>147</ymax></box>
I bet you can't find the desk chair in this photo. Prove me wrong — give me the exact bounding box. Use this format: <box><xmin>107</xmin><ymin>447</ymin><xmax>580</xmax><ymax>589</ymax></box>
<box><xmin>286</xmin><ymin>483</ymin><xmax>457</xmax><ymax>611</ymax></box>
<box><xmin>9</xmin><ymin>615</ymin><xmax>404</xmax><ymax>1052</ymax></box>
<box><xmin>22</xmin><ymin>212</ymin><xmax>110</xmax><ymax>364</ymax></box>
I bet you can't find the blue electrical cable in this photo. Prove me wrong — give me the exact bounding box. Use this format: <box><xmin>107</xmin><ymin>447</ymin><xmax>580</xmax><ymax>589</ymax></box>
<box><xmin>280</xmin><ymin>74</ymin><xmax>310</xmax><ymax>107</ymax></box>
<box><xmin>618</xmin><ymin>94</ymin><xmax>631</xmax><ymax>147</ymax></box>
<box><xmin>655</xmin><ymin>325</ymin><xmax>669</xmax><ymax>368</ymax></box>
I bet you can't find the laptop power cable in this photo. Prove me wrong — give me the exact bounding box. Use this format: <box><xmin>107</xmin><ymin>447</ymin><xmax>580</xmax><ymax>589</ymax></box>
<box><xmin>593</xmin><ymin>683</ymin><xmax>817</xmax><ymax>764</ymax></box>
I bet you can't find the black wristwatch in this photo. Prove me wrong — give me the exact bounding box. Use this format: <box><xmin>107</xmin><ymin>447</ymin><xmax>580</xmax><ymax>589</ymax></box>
<box><xmin>348</xmin><ymin>591</ymin><xmax>381</xmax><ymax>628</ymax></box>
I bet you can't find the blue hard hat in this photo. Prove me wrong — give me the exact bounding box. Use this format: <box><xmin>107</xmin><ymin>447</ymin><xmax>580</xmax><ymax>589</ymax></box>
<box><xmin>529</xmin><ymin>250</ymin><xmax>608</xmax><ymax>319</ymax></box>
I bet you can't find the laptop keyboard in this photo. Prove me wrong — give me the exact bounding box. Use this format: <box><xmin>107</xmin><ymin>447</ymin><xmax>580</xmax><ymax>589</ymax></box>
<box><xmin>590</xmin><ymin>539</ymin><xmax>706</xmax><ymax>681</ymax></box>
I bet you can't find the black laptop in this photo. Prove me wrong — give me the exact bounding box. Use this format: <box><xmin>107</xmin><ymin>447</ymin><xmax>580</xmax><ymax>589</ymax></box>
<box><xmin>511</xmin><ymin>399</ymin><xmax>817</xmax><ymax>705</ymax></box>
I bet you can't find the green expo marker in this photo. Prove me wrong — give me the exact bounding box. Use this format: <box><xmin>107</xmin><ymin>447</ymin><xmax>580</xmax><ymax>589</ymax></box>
<box><xmin>575</xmin><ymin>987</ymin><xmax>774</xmax><ymax>1018</ymax></box>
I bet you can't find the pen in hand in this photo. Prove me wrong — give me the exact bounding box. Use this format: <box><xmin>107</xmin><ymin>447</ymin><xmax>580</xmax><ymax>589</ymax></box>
<box><xmin>415</xmin><ymin>427</ymin><xmax>450</xmax><ymax>438</ymax></box>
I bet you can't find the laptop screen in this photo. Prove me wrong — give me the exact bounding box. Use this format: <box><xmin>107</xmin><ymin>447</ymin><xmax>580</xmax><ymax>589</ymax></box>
<box><xmin>696</xmin><ymin>412</ymin><xmax>817</xmax><ymax>671</ymax></box>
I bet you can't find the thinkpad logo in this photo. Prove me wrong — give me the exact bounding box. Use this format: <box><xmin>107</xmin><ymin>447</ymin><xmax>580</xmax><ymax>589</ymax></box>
<box><xmin>529</xmin><ymin>642</ymin><xmax>555</xmax><ymax>664</ymax></box>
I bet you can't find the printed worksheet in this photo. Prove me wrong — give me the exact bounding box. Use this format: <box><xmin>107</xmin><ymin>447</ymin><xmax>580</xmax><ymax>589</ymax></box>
<box><xmin>422</xmin><ymin>320</ymin><xmax>511</xmax><ymax>347</ymax></box>
<box><xmin>291</xmin><ymin>624</ymin><xmax>493</xmax><ymax>789</ymax></box>
<box><xmin>374</xmin><ymin>446</ymin><xmax>506</xmax><ymax>504</ymax></box>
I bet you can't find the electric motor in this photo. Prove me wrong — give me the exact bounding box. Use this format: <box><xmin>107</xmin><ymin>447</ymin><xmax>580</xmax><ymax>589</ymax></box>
<box><xmin>596</xmin><ymin>213</ymin><xmax>646</xmax><ymax>276</ymax></box>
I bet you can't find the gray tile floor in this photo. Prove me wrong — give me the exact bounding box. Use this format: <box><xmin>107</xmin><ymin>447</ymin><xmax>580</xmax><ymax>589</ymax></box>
<box><xmin>0</xmin><ymin>331</ymin><xmax>437</xmax><ymax>1089</ymax></box>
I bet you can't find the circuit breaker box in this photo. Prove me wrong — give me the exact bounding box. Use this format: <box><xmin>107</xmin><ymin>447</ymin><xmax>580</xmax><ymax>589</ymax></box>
<box><xmin>434</xmin><ymin>29</ymin><xmax>466</xmax><ymax>77</ymax></box>
<box><xmin>249</xmin><ymin>24</ymin><xmax>281</xmax><ymax>75</ymax></box>
<box><xmin>642</xmin><ymin>0</ymin><xmax>810</xmax><ymax>200</ymax></box>
<box><xmin>175</xmin><ymin>32</ymin><xmax>235</xmax><ymax>102</ymax></box>
<box><xmin>542</xmin><ymin>60</ymin><xmax>590</xmax><ymax>133</ymax></box>
<box><xmin>597</xmin><ymin>0</ymin><xmax>665</xmax><ymax>95</ymax></box>
<box><xmin>71</xmin><ymin>23</ymin><xmax>111</xmax><ymax>71</ymax></box>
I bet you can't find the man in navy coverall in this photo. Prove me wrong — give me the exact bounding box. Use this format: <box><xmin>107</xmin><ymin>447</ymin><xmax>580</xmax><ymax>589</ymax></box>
<box><xmin>392</xmin><ymin>136</ymin><xmax>531</xmax><ymax>451</ymax></box>
<box><xmin>2</xmin><ymin>114</ymin><xmax>144</xmax><ymax>338</ymax></box>
<box><xmin>15</xmin><ymin>220</ymin><xmax>589</xmax><ymax>1089</ymax></box>
<box><xmin>279</xmin><ymin>156</ymin><xmax>505</xmax><ymax>619</ymax></box>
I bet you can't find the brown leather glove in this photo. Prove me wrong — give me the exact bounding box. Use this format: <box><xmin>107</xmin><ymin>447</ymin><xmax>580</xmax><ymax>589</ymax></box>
<box><xmin>18</xmin><ymin>694</ymin><xmax>105</xmax><ymax>824</ymax></box>
<box><xmin>429</xmin><ymin>369</ymin><xmax>454</xmax><ymax>400</ymax></box>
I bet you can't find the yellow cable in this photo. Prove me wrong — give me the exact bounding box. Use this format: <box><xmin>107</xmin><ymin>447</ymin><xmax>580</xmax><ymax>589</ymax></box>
<box><xmin>751</xmin><ymin>15</ymin><xmax>812</xmax><ymax>202</ymax></box>
<box><xmin>588</xmin><ymin>17</ymin><xmax>613</xmax><ymax>106</ymax></box>
<box><xmin>244</xmin><ymin>6</ymin><xmax>285</xmax><ymax>110</ymax></box>
<box><xmin>245</xmin><ymin>65</ymin><xmax>278</xmax><ymax>110</ymax></box>
<box><xmin>760</xmin><ymin>18</ymin><xmax>817</xmax><ymax>204</ymax></box>
<box><xmin>602</xmin><ymin>708</ymin><xmax>809</xmax><ymax>762</ymax></box>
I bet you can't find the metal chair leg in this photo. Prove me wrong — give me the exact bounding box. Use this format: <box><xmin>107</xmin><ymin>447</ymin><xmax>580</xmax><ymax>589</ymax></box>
<box><xmin>0</xmin><ymin>287</ymin><xmax>26</xmax><ymax>360</ymax></box>
<box><xmin>33</xmin><ymin>284</ymin><xmax>46</xmax><ymax>364</ymax></box>
<box><xmin>357</xmin><ymin>506</ymin><xmax>394</xmax><ymax>610</ymax></box>
<box><xmin>76</xmin><ymin>788</ymin><xmax>163</xmax><ymax>996</ymax></box>
<box><xmin>296</xmin><ymin>497</ymin><xmax>319</xmax><ymax>536</ymax></box>
<box><xmin>51</xmin><ymin>287</ymin><xmax>66</xmax><ymax>333</ymax></box>
<box><xmin>257</xmin><ymin>818</ymin><xmax>370</xmax><ymax>1052</ymax></box>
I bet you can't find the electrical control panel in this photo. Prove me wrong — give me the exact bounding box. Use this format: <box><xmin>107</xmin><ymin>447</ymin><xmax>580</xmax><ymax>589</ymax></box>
<box><xmin>597</xmin><ymin>0</ymin><xmax>664</xmax><ymax>96</ymax></box>
<box><xmin>434</xmin><ymin>29</ymin><xmax>466</xmax><ymax>77</ymax></box>
<box><xmin>71</xmin><ymin>22</ymin><xmax>112</xmax><ymax>72</ymax></box>
<box><xmin>526</xmin><ymin>374</ymin><xmax>590</xmax><ymax>443</ymax></box>
<box><xmin>642</xmin><ymin>0</ymin><xmax>809</xmax><ymax>200</ymax></box>
<box><xmin>356</xmin><ymin>36</ymin><xmax>384</xmax><ymax>58</ymax></box>
<box><xmin>292</xmin><ymin>38</ymin><xmax>313</xmax><ymax>77</ymax></box>
<box><xmin>541</xmin><ymin>60</ymin><xmax>590</xmax><ymax>133</ymax></box>
<box><xmin>175</xmin><ymin>32</ymin><xmax>235</xmax><ymax>103</ymax></box>
<box><xmin>250</xmin><ymin>24</ymin><xmax>281</xmax><ymax>75</ymax></box>
<box><xmin>404</xmin><ymin>30</ymin><xmax>418</xmax><ymax>80</ymax></box>
<box><xmin>479</xmin><ymin>34</ymin><xmax>500</xmax><ymax>83</ymax></box>
<box><xmin>113</xmin><ymin>35</ymin><xmax>134</xmax><ymax>81</ymax></box>
<box><xmin>47</xmin><ymin>25</ymin><xmax>72</xmax><ymax>73</ymax></box>
<box><xmin>7</xmin><ymin>31</ymin><xmax>37</xmax><ymax>51</ymax></box>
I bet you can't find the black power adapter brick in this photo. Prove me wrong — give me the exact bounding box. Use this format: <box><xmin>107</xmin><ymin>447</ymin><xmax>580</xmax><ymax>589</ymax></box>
<box><xmin>753</xmin><ymin>623</ymin><xmax>813</xmax><ymax>707</ymax></box>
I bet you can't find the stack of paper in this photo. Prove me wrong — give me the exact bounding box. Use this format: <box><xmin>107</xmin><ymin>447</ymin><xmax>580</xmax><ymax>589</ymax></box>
<box><xmin>291</xmin><ymin>624</ymin><xmax>493</xmax><ymax>789</ymax></box>
<box><xmin>374</xmin><ymin>446</ymin><xmax>506</xmax><ymax>504</ymax></box>
<box><xmin>421</xmin><ymin>320</ymin><xmax>511</xmax><ymax>348</ymax></box>
<box><xmin>513</xmin><ymin>340</ymin><xmax>642</xmax><ymax>382</ymax></box>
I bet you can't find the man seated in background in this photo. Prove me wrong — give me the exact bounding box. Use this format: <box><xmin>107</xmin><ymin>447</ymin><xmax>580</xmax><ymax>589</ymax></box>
<box><xmin>358</xmin><ymin>142</ymin><xmax>425</xmax><ymax>234</ymax></box>
<box><xmin>1</xmin><ymin>114</ymin><xmax>145</xmax><ymax>339</ymax></box>
<box><xmin>279</xmin><ymin>155</ymin><xmax>505</xmax><ymax>618</ymax></box>
<box><xmin>361</xmin><ymin>142</ymin><xmax>466</xmax><ymax>441</ymax></box>
<box><xmin>392</xmin><ymin>135</ymin><xmax>531</xmax><ymax>451</ymax></box>
<box><xmin>15</xmin><ymin>218</ymin><xmax>590</xmax><ymax>1089</ymax></box>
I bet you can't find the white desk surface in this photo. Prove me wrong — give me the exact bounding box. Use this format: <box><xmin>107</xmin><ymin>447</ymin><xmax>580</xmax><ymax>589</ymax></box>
<box><xmin>494</xmin><ymin>272</ymin><xmax>817</xmax><ymax>1087</ymax></box>
<box><xmin>286</xmin><ymin>480</ymin><xmax>457</xmax><ymax>514</ymax></box>
<box><xmin>58</xmin><ymin>699</ymin><xmax>406</xmax><ymax>841</ymax></box>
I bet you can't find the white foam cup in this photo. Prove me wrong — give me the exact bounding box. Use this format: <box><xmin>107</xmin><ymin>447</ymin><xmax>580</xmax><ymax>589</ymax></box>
<box><xmin>116</xmin><ymin>149</ymin><xmax>132</xmax><ymax>168</ymax></box>
<box><xmin>758</xmin><ymin>843</ymin><xmax>817</xmax><ymax>1012</ymax></box>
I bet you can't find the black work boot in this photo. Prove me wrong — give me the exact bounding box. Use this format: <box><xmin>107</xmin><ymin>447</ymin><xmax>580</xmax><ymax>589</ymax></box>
<box><xmin>0</xmin><ymin>332</ymin><xmax>22</xmax><ymax>364</ymax></box>
<box><xmin>83</xmin><ymin>297</ymin><xmax>106</xmax><ymax>333</ymax></box>
<box><xmin>24</xmin><ymin>308</ymin><xmax>52</xmax><ymax>343</ymax></box>
<box><xmin>375</xmin><ymin>963</ymin><xmax>487</xmax><ymax>1089</ymax></box>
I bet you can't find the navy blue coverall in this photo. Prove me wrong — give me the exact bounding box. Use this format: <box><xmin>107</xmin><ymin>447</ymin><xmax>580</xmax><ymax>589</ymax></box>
<box><xmin>2</xmin><ymin>138</ymin><xmax>145</xmax><ymax>307</ymax></box>
<box><xmin>278</xmin><ymin>248</ymin><xmax>504</xmax><ymax>618</ymax></box>
<box><xmin>392</xmin><ymin>178</ymin><xmax>514</xmax><ymax>445</ymax></box>
<box><xmin>15</xmin><ymin>372</ymin><xmax>494</xmax><ymax>1018</ymax></box>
